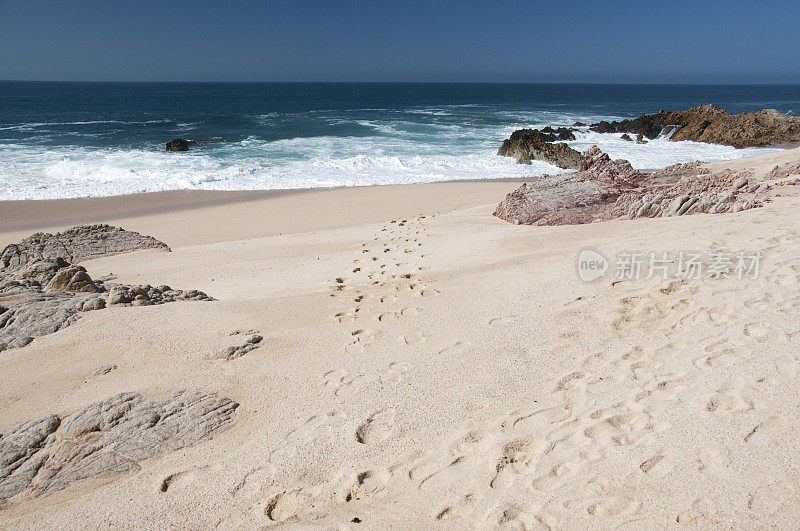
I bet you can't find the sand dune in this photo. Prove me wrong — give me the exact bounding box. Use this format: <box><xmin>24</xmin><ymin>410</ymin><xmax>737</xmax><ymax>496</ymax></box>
<box><xmin>1</xmin><ymin>148</ymin><xmax>800</xmax><ymax>527</ymax></box>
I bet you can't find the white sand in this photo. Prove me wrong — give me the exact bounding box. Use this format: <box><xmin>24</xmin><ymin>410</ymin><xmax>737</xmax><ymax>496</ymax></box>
<box><xmin>1</xmin><ymin>148</ymin><xmax>800</xmax><ymax>528</ymax></box>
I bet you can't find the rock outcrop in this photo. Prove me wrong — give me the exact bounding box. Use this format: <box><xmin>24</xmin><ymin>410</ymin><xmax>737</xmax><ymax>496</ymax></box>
<box><xmin>1</xmin><ymin>225</ymin><xmax>169</xmax><ymax>285</ymax></box>
<box><xmin>539</xmin><ymin>126</ymin><xmax>576</xmax><ymax>141</ymax></box>
<box><xmin>590</xmin><ymin>104</ymin><xmax>800</xmax><ymax>148</ymax></box>
<box><xmin>0</xmin><ymin>226</ymin><xmax>211</xmax><ymax>352</ymax></box>
<box><xmin>165</xmin><ymin>139</ymin><xmax>198</xmax><ymax>152</ymax></box>
<box><xmin>497</xmin><ymin>129</ymin><xmax>582</xmax><ymax>169</ymax></box>
<box><xmin>494</xmin><ymin>145</ymin><xmax>772</xmax><ymax>226</ymax></box>
<box><xmin>0</xmin><ymin>391</ymin><xmax>238</xmax><ymax>506</ymax></box>
<box><xmin>215</xmin><ymin>331</ymin><xmax>263</xmax><ymax>361</ymax></box>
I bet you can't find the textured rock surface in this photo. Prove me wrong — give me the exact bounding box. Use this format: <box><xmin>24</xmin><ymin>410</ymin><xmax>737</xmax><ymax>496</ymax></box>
<box><xmin>497</xmin><ymin>129</ymin><xmax>582</xmax><ymax>169</ymax></box>
<box><xmin>0</xmin><ymin>391</ymin><xmax>238</xmax><ymax>506</ymax></box>
<box><xmin>494</xmin><ymin>145</ymin><xmax>773</xmax><ymax>226</ymax></box>
<box><xmin>0</xmin><ymin>226</ymin><xmax>210</xmax><ymax>353</ymax></box>
<box><xmin>44</xmin><ymin>266</ymin><xmax>100</xmax><ymax>293</ymax></box>
<box><xmin>539</xmin><ymin>126</ymin><xmax>576</xmax><ymax>142</ymax></box>
<box><xmin>1</xmin><ymin>225</ymin><xmax>169</xmax><ymax>286</ymax></box>
<box><xmin>590</xmin><ymin>104</ymin><xmax>800</xmax><ymax>148</ymax></box>
<box><xmin>215</xmin><ymin>332</ymin><xmax>263</xmax><ymax>361</ymax></box>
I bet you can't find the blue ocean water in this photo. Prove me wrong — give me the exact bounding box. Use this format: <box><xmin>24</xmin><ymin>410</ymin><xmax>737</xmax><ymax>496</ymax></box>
<box><xmin>1</xmin><ymin>82</ymin><xmax>798</xmax><ymax>199</ymax></box>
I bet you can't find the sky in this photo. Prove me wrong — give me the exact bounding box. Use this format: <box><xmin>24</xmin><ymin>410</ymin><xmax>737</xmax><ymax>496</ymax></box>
<box><xmin>0</xmin><ymin>0</ymin><xmax>798</xmax><ymax>84</ymax></box>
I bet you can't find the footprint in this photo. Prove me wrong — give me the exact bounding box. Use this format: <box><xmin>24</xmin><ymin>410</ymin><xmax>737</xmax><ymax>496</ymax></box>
<box><xmin>744</xmin><ymin>415</ymin><xmax>788</xmax><ymax>444</ymax></box>
<box><xmin>513</xmin><ymin>404</ymin><xmax>573</xmax><ymax>432</ymax></box>
<box><xmin>378</xmin><ymin>312</ymin><xmax>399</xmax><ymax>322</ymax></box>
<box><xmin>488</xmin><ymin>503</ymin><xmax>541</xmax><ymax>528</ymax></box>
<box><xmin>438</xmin><ymin>342</ymin><xmax>471</xmax><ymax>356</ymax></box>
<box><xmin>743</xmin><ymin>322</ymin><xmax>771</xmax><ymax>342</ymax></box>
<box><xmin>346</xmin><ymin>469</ymin><xmax>391</xmax><ymax>502</ymax></box>
<box><xmin>749</xmin><ymin>479</ymin><xmax>795</xmax><ymax>515</ymax></box>
<box><xmin>491</xmin><ymin>438</ymin><xmax>547</xmax><ymax>489</ymax></box>
<box><xmin>356</xmin><ymin>409</ymin><xmax>396</xmax><ymax>444</ymax></box>
<box><xmin>265</xmin><ymin>490</ymin><xmax>310</xmax><ymax>521</ymax></box>
<box><xmin>489</xmin><ymin>316</ymin><xmax>518</xmax><ymax>325</ymax></box>
<box><xmin>706</xmin><ymin>377</ymin><xmax>765</xmax><ymax>414</ymax></box>
<box><xmin>403</xmin><ymin>332</ymin><xmax>427</xmax><ymax>345</ymax></box>
<box><xmin>638</xmin><ymin>449</ymin><xmax>676</xmax><ymax>477</ymax></box>
<box><xmin>774</xmin><ymin>355</ymin><xmax>798</xmax><ymax>377</ymax></box>
<box><xmin>436</xmin><ymin>494</ymin><xmax>481</xmax><ymax>521</ymax></box>
<box><xmin>334</xmin><ymin>312</ymin><xmax>356</xmax><ymax>323</ymax></box>
<box><xmin>587</xmin><ymin>496</ymin><xmax>639</xmax><ymax>517</ymax></box>
<box><xmin>420</xmin><ymin>454</ymin><xmax>485</xmax><ymax>492</ymax></box>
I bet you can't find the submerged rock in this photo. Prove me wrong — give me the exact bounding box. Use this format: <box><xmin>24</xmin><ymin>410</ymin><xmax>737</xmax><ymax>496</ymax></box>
<box><xmin>0</xmin><ymin>390</ymin><xmax>238</xmax><ymax>505</ymax></box>
<box><xmin>497</xmin><ymin>129</ymin><xmax>582</xmax><ymax>169</ymax></box>
<box><xmin>590</xmin><ymin>104</ymin><xmax>800</xmax><ymax>147</ymax></box>
<box><xmin>165</xmin><ymin>138</ymin><xmax>198</xmax><ymax>151</ymax></box>
<box><xmin>494</xmin><ymin>145</ymin><xmax>772</xmax><ymax>226</ymax></box>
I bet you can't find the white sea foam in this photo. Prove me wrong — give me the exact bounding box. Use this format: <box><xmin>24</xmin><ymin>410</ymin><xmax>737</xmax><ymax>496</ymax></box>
<box><xmin>0</xmin><ymin>121</ymin><xmax>782</xmax><ymax>200</ymax></box>
<box><xmin>566</xmin><ymin>130</ymin><xmax>780</xmax><ymax>169</ymax></box>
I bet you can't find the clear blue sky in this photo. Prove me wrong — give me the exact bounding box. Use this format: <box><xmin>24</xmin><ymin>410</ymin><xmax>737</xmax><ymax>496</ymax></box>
<box><xmin>1</xmin><ymin>0</ymin><xmax>798</xmax><ymax>83</ymax></box>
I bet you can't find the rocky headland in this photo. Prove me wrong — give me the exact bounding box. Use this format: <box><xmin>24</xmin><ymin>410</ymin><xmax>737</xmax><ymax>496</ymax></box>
<box><xmin>498</xmin><ymin>106</ymin><xmax>800</xmax><ymax>170</ymax></box>
<box><xmin>590</xmin><ymin>104</ymin><xmax>800</xmax><ymax>148</ymax></box>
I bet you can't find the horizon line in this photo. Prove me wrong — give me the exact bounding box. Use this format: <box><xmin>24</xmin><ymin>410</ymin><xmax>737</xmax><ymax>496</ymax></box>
<box><xmin>2</xmin><ymin>79</ymin><xmax>800</xmax><ymax>86</ymax></box>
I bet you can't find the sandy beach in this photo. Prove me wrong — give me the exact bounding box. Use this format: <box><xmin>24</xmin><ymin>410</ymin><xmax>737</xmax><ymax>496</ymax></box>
<box><xmin>1</xmin><ymin>146</ymin><xmax>799</xmax><ymax>527</ymax></box>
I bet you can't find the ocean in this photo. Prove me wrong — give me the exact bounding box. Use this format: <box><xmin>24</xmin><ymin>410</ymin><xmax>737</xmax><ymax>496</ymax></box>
<box><xmin>1</xmin><ymin>82</ymin><xmax>798</xmax><ymax>200</ymax></box>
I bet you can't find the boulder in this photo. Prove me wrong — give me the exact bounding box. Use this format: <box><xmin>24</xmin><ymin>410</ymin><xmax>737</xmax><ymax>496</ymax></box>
<box><xmin>620</xmin><ymin>133</ymin><xmax>633</xmax><ymax>142</ymax></box>
<box><xmin>497</xmin><ymin>129</ymin><xmax>582</xmax><ymax>169</ymax></box>
<box><xmin>44</xmin><ymin>266</ymin><xmax>100</xmax><ymax>293</ymax></box>
<box><xmin>590</xmin><ymin>104</ymin><xmax>800</xmax><ymax>147</ymax></box>
<box><xmin>165</xmin><ymin>139</ymin><xmax>198</xmax><ymax>151</ymax></box>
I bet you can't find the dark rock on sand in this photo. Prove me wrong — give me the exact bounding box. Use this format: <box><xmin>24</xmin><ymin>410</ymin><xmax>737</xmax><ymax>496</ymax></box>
<box><xmin>215</xmin><ymin>332</ymin><xmax>263</xmax><ymax>361</ymax></box>
<box><xmin>93</xmin><ymin>364</ymin><xmax>117</xmax><ymax>375</ymax></box>
<box><xmin>498</xmin><ymin>129</ymin><xmax>582</xmax><ymax>169</ymax></box>
<box><xmin>494</xmin><ymin>145</ymin><xmax>771</xmax><ymax>226</ymax></box>
<box><xmin>0</xmin><ymin>390</ymin><xmax>238</xmax><ymax>505</ymax></box>
<box><xmin>590</xmin><ymin>104</ymin><xmax>800</xmax><ymax>148</ymax></box>
<box><xmin>0</xmin><ymin>226</ymin><xmax>211</xmax><ymax>353</ymax></box>
<box><xmin>165</xmin><ymin>139</ymin><xmax>198</xmax><ymax>151</ymax></box>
